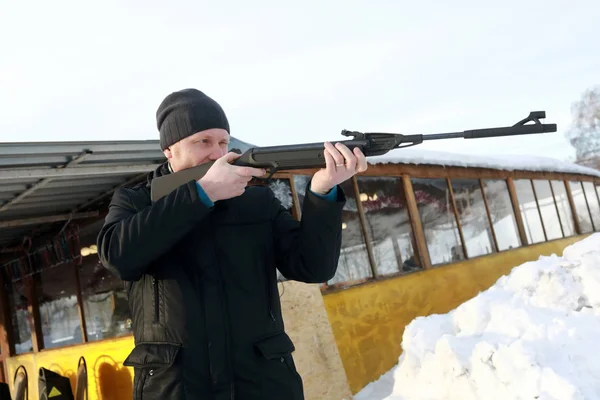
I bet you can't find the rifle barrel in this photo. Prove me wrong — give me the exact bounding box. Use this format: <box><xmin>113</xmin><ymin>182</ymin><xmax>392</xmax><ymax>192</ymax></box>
<box><xmin>420</xmin><ymin>132</ymin><xmax>464</xmax><ymax>140</ymax></box>
<box><xmin>419</xmin><ymin>123</ymin><xmax>557</xmax><ymax>141</ymax></box>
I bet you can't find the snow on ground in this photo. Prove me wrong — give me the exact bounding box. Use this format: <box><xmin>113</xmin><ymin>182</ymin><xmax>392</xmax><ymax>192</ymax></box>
<box><xmin>354</xmin><ymin>233</ymin><xmax>600</xmax><ymax>400</ymax></box>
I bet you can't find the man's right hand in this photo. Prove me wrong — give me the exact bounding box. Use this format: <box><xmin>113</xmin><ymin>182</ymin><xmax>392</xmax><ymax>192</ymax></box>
<box><xmin>197</xmin><ymin>152</ymin><xmax>266</xmax><ymax>202</ymax></box>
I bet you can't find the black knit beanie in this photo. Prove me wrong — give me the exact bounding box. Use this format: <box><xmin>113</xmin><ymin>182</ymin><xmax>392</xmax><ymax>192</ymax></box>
<box><xmin>156</xmin><ymin>88</ymin><xmax>230</xmax><ymax>150</ymax></box>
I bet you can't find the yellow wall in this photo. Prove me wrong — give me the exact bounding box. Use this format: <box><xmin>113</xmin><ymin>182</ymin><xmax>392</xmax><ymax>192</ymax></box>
<box><xmin>323</xmin><ymin>235</ymin><xmax>588</xmax><ymax>394</ymax></box>
<box><xmin>5</xmin><ymin>335</ymin><xmax>135</xmax><ymax>400</ymax></box>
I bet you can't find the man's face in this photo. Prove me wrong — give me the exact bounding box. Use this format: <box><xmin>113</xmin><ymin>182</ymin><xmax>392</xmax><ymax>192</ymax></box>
<box><xmin>164</xmin><ymin>128</ymin><xmax>230</xmax><ymax>172</ymax></box>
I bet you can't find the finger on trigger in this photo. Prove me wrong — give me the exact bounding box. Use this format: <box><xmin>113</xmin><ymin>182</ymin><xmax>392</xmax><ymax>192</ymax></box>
<box><xmin>236</xmin><ymin>166</ymin><xmax>266</xmax><ymax>177</ymax></box>
<box><xmin>251</xmin><ymin>167</ymin><xmax>267</xmax><ymax>177</ymax></box>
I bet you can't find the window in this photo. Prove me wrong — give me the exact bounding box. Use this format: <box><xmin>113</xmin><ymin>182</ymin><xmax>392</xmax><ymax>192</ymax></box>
<box><xmin>481</xmin><ymin>179</ymin><xmax>521</xmax><ymax>250</ymax></box>
<box><xmin>569</xmin><ymin>181</ymin><xmax>593</xmax><ymax>233</ymax></box>
<box><xmin>582</xmin><ymin>181</ymin><xmax>600</xmax><ymax>231</ymax></box>
<box><xmin>1</xmin><ymin>227</ymin><xmax>96</xmax><ymax>353</ymax></box>
<box><xmin>551</xmin><ymin>180</ymin><xmax>576</xmax><ymax>237</ymax></box>
<box><xmin>356</xmin><ymin>176</ymin><xmax>421</xmax><ymax>275</ymax></box>
<box><xmin>78</xmin><ymin>262</ymin><xmax>132</xmax><ymax>342</ymax></box>
<box><xmin>268</xmin><ymin>178</ymin><xmax>294</xmax><ymax>213</ymax></box>
<box><xmin>293</xmin><ymin>175</ymin><xmax>373</xmax><ymax>286</ymax></box>
<box><xmin>268</xmin><ymin>178</ymin><xmax>297</xmax><ymax>281</ymax></box>
<box><xmin>514</xmin><ymin>179</ymin><xmax>545</xmax><ymax>244</ymax></box>
<box><xmin>449</xmin><ymin>179</ymin><xmax>495</xmax><ymax>258</ymax></box>
<box><xmin>532</xmin><ymin>180</ymin><xmax>563</xmax><ymax>240</ymax></box>
<box><xmin>412</xmin><ymin>178</ymin><xmax>464</xmax><ymax>265</ymax></box>
<box><xmin>2</xmin><ymin>269</ymin><xmax>33</xmax><ymax>354</ymax></box>
<box><xmin>77</xmin><ymin>223</ymin><xmax>133</xmax><ymax>342</ymax></box>
<box><xmin>36</xmin><ymin>263</ymin><xmax>83</xmax><ymax>349</ymax></box>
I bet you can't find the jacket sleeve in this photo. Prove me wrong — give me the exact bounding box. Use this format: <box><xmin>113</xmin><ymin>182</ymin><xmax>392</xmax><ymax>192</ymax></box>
<box><xmin>97</xmin><ymin>180</ymin><xmax>213</xmax><ymax>281</ymax></box>
<box><xmin>270</xmin><ymin>182</ymin><xmax>346</xmax><ymax>283</ymax></box>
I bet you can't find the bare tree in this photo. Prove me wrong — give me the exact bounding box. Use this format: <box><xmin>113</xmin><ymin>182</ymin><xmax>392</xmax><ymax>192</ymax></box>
<box><xmin>566</xmin><ymin>85</ymin><xmax>600</xmax><ymax>170</ymax></box>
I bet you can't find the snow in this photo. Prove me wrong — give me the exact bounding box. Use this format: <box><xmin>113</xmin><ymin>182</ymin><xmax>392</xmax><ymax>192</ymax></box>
<box><xmin>354</xmin><ymin>233</ymin><xmax>600</xmax><ymax>400</ymax></box>
<box><xmin>368</xmin><ymin>148</ymin><xmax>600</xmax><ymax>178</ymax></box>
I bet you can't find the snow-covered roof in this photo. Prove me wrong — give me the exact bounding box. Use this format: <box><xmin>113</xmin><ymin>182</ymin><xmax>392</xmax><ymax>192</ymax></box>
<box><xmin>367</xmin><ymin>148</ymin><xmax>600</xmax><ymax>179</ymax></box>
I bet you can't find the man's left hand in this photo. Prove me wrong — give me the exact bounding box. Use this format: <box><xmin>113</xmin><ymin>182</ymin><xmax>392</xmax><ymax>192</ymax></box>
<box><xmin>310</xmin><ymin>142</ymin><xmax>368</xmax><ymax>195</ymax></box>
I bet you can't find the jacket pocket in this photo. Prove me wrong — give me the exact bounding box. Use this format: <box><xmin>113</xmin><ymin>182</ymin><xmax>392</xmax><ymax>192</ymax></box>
<box><xmin>123</xmin><ymin>342</ymin><xmax>183</xmax><ymax>400</ymax></box>
<box><xmin>254</xmin><ymin>330</ymin><xmax>295</xmax><ymax>360</ymax></box>
<box><xmin>254</xmin><ymin>331</ymin><xmax>304</xmax><ymax>398</ymax></box>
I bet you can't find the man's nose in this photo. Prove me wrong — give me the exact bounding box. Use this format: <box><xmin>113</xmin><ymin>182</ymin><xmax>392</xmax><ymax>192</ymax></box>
<box><xmin>208</xmin><ymin>146</ymin><xmax>225</xmax><ymax>160</ymax></box>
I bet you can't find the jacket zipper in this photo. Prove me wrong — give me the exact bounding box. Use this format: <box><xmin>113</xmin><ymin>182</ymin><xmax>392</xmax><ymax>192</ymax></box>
<box><xmin>266</xmin><ymin>285</ymin><xmax>276</xmax><ymax>323</ymax></box>
<box><xmin>265</xmin><ymin>269</ymin><xmax>277</xmax><ymax>324</ymax></box>
<box><xmin>153</xmin><ymin>276</ymin><xmax>159</xmax><ymax>324</ymax></box>
<box><xmin>212</xmin><ymin>219</ymin><xmax>235</xmax><ymax>399</ymax></box>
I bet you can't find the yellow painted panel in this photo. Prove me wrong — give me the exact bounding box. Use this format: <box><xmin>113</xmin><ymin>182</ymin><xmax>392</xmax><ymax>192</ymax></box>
<box><xmin>5</xmin><ymin>335</ymin><xmax>135</xmax><ymax>400</ymax></box>
<box><xmin>323</xmin><ymin>235</ymin><xmax>589</xmax><ymax>394</ymax></box>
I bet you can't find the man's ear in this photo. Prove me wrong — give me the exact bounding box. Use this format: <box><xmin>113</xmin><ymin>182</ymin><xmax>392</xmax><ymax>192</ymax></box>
<box><xmin>163</xmin><ymin>147</ymin><xmax>172</xmax><ymax>159</ymax></box>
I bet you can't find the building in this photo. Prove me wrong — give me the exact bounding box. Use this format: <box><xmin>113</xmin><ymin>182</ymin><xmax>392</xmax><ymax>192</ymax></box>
<box><xmin>0</xmin><ymin>137</ymin><xmax>598</xmax><ymax>399</ymax></box>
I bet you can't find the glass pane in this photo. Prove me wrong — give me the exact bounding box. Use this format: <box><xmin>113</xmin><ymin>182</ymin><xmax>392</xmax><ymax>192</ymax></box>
<box><xmin>412</xmin><ymin>178</ymin><xmax>464</xmax><ymax>265</ymax></box>
<box><xmin>269</xmin><ymin>178</ymin><xmax>295</xmax><ymax>281</ymax></box>
<box><xmin>532</xmin><ymin>180</ymin><xmax>563</xmax><ymax>240</ymax></box>
<box><xmin>293</xmin><ymin>175</ymin><xmax>310</xmax><ymax>210</ymax></box>
<box><xmin>449</xmin><ymin>179</ymin><xmax>495</xmax><ymax>258</ymax></box>
<box><xmin>481</xmin><ymin>179</ymin><xmax>521</xmax><ymax>250</ymax></box>
<box><xmin>569</xmin><ymin>181</ymin><xmax>593</xmax><ymax>233</ymax></box>
<box><xmin>36</xmin><ymin>263</ymin><xmax>83</xmax><ymax>349</ymax></box>
<box><xmin>514</xmin><ymin>179</ymin><xmax>545</xmax><ymax>244</ymax></box>
<box><xmin>293</xmin><ymin>175</ymin><xmax>373</xmax><ymax>285</ymax></box>
<box><xmin>2</xmin><ymin>266</ymin><xmax>33</xmax><ymax>354</ymax></box>
<box><xmin>356</xmin><ymin>176</ymin><xmax>421</xmax><ymax>276</ymax></box>
<box><xmin>79</xmin><ymin>264</ymin><xmax>132</xmax><ymax>341</ymax></box>
<box><xmin>551</xmin><ymin>180</ymin><xmax>576</xmax><ymax>237</ymax></box>
<box><xmin>582</xmin><ymin>181</ymin><xmax>600</xmax><ymax>231</ymax></box>
<box><xmin>269</xmin><ymin>178</ymin><xmax>294</xmax><ymax>212</ymax></box>
<box><xmin>77</xmin><ymin>222</ymin><xmax>133</xmax><ymax>341</ymax></box>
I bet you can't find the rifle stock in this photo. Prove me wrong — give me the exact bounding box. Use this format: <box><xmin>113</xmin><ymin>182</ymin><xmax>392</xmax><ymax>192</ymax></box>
<box><xmin>150</xmin><ymin>111</ymin><xmax>557</xmax><ymax>202</ymax></box>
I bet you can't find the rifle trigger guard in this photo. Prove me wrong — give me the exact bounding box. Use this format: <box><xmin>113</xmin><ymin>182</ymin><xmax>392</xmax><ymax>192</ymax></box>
<box><xmin>252</xmin><ymin>161</ymin><xmax>279</xmax><ymax>184</ymax></box>
<box><xmin>264</xmin><ymin>162</ymin><xmax>279</xmax><ymax>180</ymax></box>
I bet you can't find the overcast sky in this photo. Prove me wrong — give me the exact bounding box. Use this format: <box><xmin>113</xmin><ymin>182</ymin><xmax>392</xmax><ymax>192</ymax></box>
<box><xmin>1</xmin><ymin>0</ymin><xmax>599</xmax><ymax>162</ymax></box>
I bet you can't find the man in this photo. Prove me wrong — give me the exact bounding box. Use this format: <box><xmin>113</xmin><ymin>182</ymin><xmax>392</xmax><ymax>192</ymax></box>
<box><xmin>97</xmin><ymin>88</ymin><xmax>368</xmax><ymax>399</ymax></box>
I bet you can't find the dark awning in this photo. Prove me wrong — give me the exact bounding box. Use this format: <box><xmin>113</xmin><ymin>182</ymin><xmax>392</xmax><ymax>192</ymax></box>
<box><xmin>0</xmin><ymin>137</ymin><xmax>254</xmax><ymax>249</ymax></box>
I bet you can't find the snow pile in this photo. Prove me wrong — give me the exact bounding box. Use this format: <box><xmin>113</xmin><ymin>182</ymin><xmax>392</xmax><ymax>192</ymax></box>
<box><xmin>368</xmin><ymin>149</ymin><xmax>600</xmax><ymax>178</ymax></box>
<box><xmin>355</xmin><ymin>233</ymin><xmax>600</xmax><ymax>400</ymax></box>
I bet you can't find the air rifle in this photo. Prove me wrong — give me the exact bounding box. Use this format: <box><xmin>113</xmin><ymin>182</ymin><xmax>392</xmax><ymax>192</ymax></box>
<box><xmin>150</xmin><ymin>111</ymin><xmax>557</xmax><ymax>202</ymax></box>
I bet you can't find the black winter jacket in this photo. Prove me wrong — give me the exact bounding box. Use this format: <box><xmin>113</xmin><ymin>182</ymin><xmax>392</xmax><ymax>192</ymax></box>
<box><xmin>96</xmin><ymin>162</ymin><xmax>346</xmax><ymax>399</ymax></box>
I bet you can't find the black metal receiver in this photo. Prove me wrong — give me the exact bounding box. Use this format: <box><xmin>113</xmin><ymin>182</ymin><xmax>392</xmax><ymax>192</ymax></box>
<box><xmin>150</xmin><ymin>111</ymin><xmax>557</xmax><ymax>202</ymax></box>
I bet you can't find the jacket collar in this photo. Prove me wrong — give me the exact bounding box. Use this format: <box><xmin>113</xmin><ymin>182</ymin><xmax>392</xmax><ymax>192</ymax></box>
<box><xmin>146</xmin><ymin>161</ymin><xmax>171</xmax><ymax>188</ymax></box>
